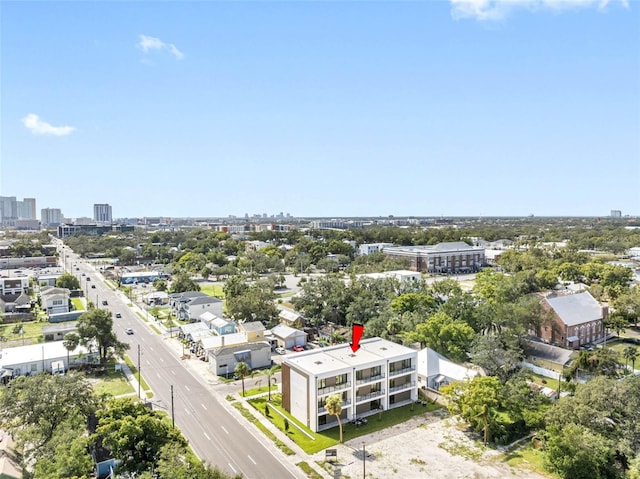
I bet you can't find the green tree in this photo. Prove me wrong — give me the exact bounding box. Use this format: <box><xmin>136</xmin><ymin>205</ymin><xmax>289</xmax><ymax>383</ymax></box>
<box><xmin>544</xmin><ymin>424</ymin><xmax>616</xmax><ymax>479</ymax></box>
<box><xmin>235</xmin><ymin>361</ymin><xmax>251</xmax><ymax>397</ymax></box>
<box><xmin>441</xmin><ymin>376</ymin><xmax>501</xmax><ymax>445</ymax></box>
<box><xmin>32</xmin><ymin>419</ymin><xmax>94</xmax><ymax>479</ymax></box>
<box><xmin>325</xmin><ymin>393</ymin><xmax>344</xmax><ymax>443</ymax></box>
<box><xmin>153</xmin><ymin>278</ymin><xmax>168</xmax><ymax>292</ymax></box>
<box><xmin>77</xmin><ymin>308</ymin><xmax>129</xmax><ymax>363</ymax></box>
<box><xmin>93</xmin><ymin>397</ymin><xmax>187</xmax><ymax>475</ymax></box>
<box><xmin>264</xmin><ymin>365</ymin><xmax>279</xmax><ymax>402</ymax></box>
<box><xmin>155</xmin><ymin>443</ymin><xmax>242</xmax><ymax>479</ymax></box>
<box><xmin>404</xmin><ymin>311</ymin><xmax>475</xmax><ymax>363</ymax></box>
<box><xmin>55</xmin><ymin>272</ymin><xmax>80</xmax><ymax>290</ymax></box>
<box><xmin>0</xmin><ymin>374</ymin><xmax>97</xmax><ymax>463</ymax></box>
<box><xmin>169</xmin><ymin>273</ymin><xmax>201</xmax><ymax>293</ymax></box>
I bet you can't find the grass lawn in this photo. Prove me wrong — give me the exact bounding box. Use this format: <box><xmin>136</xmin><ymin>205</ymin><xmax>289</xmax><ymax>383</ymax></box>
<box><xmin>243</xmin><ymin>385</ymin><xmax>277</xmax><ymax>397</ymax></box>
<box><xmin>248</xmin><ymin>395</ymin><xmax>441</xmax><ymax>454</ymax></box>
<box><xmin>90</xmin><ymin>362</ymin><xmax>135</xmax><ymax>397</ymax></box>
<box><xmin>71</xmin><ymin>298</ymin><xmax>85</xmax><ymax>311</ymax></box>
<box><xmin>200</xmin><ymin>284</ymin><xmax>225</xmax><ymax>299</ymax></box>
<box><xmin>123</xmin><ymin>354</ymin><xmax>151</xmax><ymax>393</ymax></box>
<box><xmin>501</xmin><ymin>442</ymin><xmax>556</xmax><ymax>478</ymax></box>
<box><xmin>5</xmin><ymin>320</ymin><xmax>48</xmax><ymax>343</ymax></box>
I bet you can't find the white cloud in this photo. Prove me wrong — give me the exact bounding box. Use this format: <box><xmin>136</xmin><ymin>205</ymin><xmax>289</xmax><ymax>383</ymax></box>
<box><xmin>137</xmin><ymin>34</ymin><xmax>184</xmax><ymax>60</ymax></box>
<box><xmin>21</xmin><ymin>114</ymin><xmax>75</xmax><ymax>136</ymax></box>
<box><xmin>450</xmin><ymin>0</ymin><xmax>629</xmax><ymax>21</ymax></box>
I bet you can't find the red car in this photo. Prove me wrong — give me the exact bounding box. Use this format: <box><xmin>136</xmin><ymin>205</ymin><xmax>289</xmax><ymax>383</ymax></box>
<box><xmin>293</xmin><ymin>345</ymin><xmax>305</xmax><ymax>352</ymax></box>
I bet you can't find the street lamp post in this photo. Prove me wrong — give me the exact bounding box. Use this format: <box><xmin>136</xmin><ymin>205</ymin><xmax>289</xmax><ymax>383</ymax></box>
<box><xmin>362</xmin><ymin>442</ymin><xmax>366</xmax><ymax>479</ymax></box>
<box><xmin>137</xmin><ymin>344</ymin><xmax>141</xmax><ymax>399</ymax></box>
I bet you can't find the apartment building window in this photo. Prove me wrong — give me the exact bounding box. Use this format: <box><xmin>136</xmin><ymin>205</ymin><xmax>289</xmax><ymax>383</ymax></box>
<box><xmin>335</xmin><ymin>374</ymin><xmax>347</xmax><ymax>385</ymax></box>
<box><xmin>318</xmin><ymin>378</ymin><xmax>327</xmax><ymax>389</ymax></box>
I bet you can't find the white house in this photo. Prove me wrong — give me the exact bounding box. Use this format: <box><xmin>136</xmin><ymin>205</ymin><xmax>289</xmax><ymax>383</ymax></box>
<box><xmin>270</xmin><ymin>324</ymin><xmax>307</xmax><ymax>349</ymax></box>
<box><xmin>0</xmin><ymin>340</ymin><xmax>97</xmax><ymax>379</ymax></box>
<box><xmin>358</xmin><ymin>243</ymin><xmax>394</xmax><ymax>256</ymax></box>
<box><xmin>282</xmin><ymin>337</ymin><xmax>418</xmax><ymax>432</ymax></box>
<box><xmin>169</xmin><ymin>292</ymin><xmax>223</xmax><ymax>321</ymax></box>
<box><xmin>40</xmin><ymin>287</ymin><xmax>70</xmax><ymax>314</ymax></box>
<box><xmin>416</xmin><ymin>347</ymin><xmax>479</xmax><ymax>391</ymax></box>
<box><xmin>207</xmin><ymin>341</ymin><xmax>272</xmax><ymax>377</ymax></box>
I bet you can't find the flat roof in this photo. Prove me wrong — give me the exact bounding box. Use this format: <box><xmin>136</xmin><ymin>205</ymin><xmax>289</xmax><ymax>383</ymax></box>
<box><xmin>284</xmin><ymin>337</ymin><xmax>416</xmax><ymax>376</ymax></box>
<box><xmin>0</xmin><ymin>340</ymin><xmax>92</xmax><ymax>368</ymax></box>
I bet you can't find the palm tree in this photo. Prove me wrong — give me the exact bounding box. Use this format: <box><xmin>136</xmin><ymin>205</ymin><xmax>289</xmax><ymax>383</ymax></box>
<box><xmin>63</xmin><ymin>332</ymin><xmax>81</xmax><ymax>371</ymax></box>
<box><xmin>623</xmin><ymin>347</ymin><xmax>638</xmax><ymax>373</ymax></box>
<box><xmin>264</xmin><ymin>366</ymin><xmax>279</xmax><ymax>402</ymax></box>
<box><xmin>325</xmin><ymin>394</ymin><xmax>344</xmax><ymax>443</ymax></box>
<box><xmin>235</xmin><ymin>362</ymin><xmax>251</xmax><ymax>397</ymax></box>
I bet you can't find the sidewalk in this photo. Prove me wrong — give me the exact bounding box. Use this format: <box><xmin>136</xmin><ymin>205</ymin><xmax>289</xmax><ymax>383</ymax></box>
<box><xmin>0</xmin><ymin>430</ymin><xmax>21</xmax><ymax>479</ymax></box>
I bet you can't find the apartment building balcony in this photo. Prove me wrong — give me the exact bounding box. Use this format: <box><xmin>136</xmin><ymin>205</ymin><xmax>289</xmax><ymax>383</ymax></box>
<box><xmin>318</xmin><ymin>400</ymin><xmax>351</xmax><ymax>414</ymax></box>
<box><xmin>388</xmin><ymin>366</ymin><xmax>415</xmax><ymax>378</ymax></box>
<box><xmin>355</xmin><ymin>390</ymin><xmax>385</xmax><ymax>403</ymax></box>
<box><xmin>389</xmin><ymin>381</ymin><xmax>415</xmax><ymax>394</ymax></box>
<box><xmin>317</xmin><ymin>382</ymin><xmax>351</xmax><ymax>396</ymax></box>
<box><xmin>355</xmin><ymin>373</ymin><xmax>385</xmax><ymax>386</ymax></box>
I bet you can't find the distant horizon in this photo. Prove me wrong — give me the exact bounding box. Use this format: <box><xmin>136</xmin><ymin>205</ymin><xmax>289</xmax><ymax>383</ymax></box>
<box><xmin>2</xmin><ymin>1</ymin><xmax>638</xmax><ymax>218</ymax></box>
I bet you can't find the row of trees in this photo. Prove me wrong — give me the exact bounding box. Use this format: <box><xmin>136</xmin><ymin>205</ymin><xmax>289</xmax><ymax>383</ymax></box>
<box><xmin>0</xmin><ymin>374</ymin><xmax>240</xmax><ymax>479</ymax></box>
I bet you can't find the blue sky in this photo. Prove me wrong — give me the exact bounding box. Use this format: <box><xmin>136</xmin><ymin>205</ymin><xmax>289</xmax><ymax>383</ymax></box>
<box><xmin>1</xmin><ymin>0</ymin><xmax>638</xmax><ymax>219</ymax></box>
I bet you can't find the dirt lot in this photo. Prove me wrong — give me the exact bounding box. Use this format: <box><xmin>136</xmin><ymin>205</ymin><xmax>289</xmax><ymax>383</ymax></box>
<box><xmin>313</xmin><ymin>411</ymin><xmax>549</xmax><ymax>479</ymax></box>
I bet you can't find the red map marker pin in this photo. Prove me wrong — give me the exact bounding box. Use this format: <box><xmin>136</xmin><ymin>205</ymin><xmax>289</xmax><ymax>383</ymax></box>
<box><xmin>350</xmin><ymin>323</ymin><xmax>364</xmax><ymax>353</ymax></box>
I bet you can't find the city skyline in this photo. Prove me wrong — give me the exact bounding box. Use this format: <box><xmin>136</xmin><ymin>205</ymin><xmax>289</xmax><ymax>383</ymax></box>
<box><xmin>1</xmin><ymin>0</ymin><xmax>638</xmax><ymax>218</ymax></box>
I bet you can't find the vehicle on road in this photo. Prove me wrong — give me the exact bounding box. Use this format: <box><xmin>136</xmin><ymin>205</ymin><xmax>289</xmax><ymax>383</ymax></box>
<box><xmin>125</xmin><ymin>328</ymin><xmax>134</xmax><ymax>335</ymax></box>
<box><xmin>115</xmin><ymin>313</ymin><xmax>122</xmax><ymax>318</ymax></box>
<box><xmin>275</xmin><ymin>347</ymin><xmax>286</xmax><ymax>355</ymax></box>
<box><xmin>102</xmin><ymin>300</ymin><xmax>108</xmax><ymax>306</ymax></box>
<box><xmin>293</xmin><ymin>345</ymin><xmax>305</xmax><ymax>352</ymax></box>
<box><xmin>91</xmin><ymin>284</ymin><xmax>96</xmax><ymax>289</ymax></box>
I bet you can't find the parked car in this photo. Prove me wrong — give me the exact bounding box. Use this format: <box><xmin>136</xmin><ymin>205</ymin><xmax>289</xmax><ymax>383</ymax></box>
<box><xmin>275</xmin><ymin>347</ymin><xmax>286</xmax><ymax>355</ymax></box>
<box><xmin>293</xmin><ymin>345</ymin><xmax>305</xmax><ymax>352</ymax></box>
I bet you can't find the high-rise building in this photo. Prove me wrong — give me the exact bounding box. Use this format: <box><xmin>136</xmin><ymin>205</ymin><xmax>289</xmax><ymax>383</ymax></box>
<box><xmin>0</xmin><ymin>196</ymin><xmax>17</xmax><ymax>222</ymax></box>
<box><xmin>93</xmin><ymin>204</ymin><xmax>113</xmax><ymax>223</ymax></box>
<box><xmin>16</xmin><ymin>198</ymin><xmax>36</xmax><ymax>219</ymax></box>
<box><xmin>611</xmin><ymin>210</ymin><xmax>622</xmax><ymax>218</ymax></box>
<box><xmin>41</xmin><ymin>208</ymin><xmax>63</xmax><ymax>227</ymax></box>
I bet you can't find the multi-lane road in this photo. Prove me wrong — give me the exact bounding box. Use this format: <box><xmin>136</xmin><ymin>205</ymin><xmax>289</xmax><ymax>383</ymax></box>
<box><xmin>62</xmin><ymin>246</ymin><xmax>302</xmax><ymax>479</ymax></box>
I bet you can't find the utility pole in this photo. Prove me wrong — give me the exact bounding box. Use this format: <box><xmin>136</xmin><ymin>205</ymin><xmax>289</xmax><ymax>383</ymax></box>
<box><xmin>362</xmin><ymin>442</ymin><xmax>366</xmax><ymax>479</ymax></box>
<box><xmin>137</xmin><ymin>344</ymin><xmax>141</xmax><ymax>399</ymax></box>
<box><xmin>171</xmin><ymin>385</ymin><xmax>175</xmax><ymax>427</ymax></box>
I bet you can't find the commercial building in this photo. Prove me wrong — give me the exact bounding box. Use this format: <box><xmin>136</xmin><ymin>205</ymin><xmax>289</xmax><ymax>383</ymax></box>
<box><xmin>93</xmin><ymin>204</ymin><xmax>113</xmax><ymax>223</ymax></box>
<box><xmin>281</xmin><ymin>337</ymin><xmax>418</xmax><ymax>432</ymax></box>
<box><xmin>358</xmin><ymin>243</ymin><xmax>393</xmax><ymax>256</ymax></box>
<box><xmin>383</xmin><ymin>241</ymin><xmax>485</xmax><ymax>274</ymax></box>
<box><xmin>41</xmin><ymin>208</ymin><xmax>63</xmax><ymax>227</ymax></box>
<box><xmin>0</xmin><ymin>196</ymin><xmax>37</xmax><ymax>225</ymax></box>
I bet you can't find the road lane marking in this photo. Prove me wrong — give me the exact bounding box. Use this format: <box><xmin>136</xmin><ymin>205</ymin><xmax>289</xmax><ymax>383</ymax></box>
<box><xmin>248</xmin><ymin>455</ymin><xmax>256</xmax><ymax>465</ymax></box>
<box><xmin>221</xmin><ymin>426</ymin><xmax>228</xmax><ymax>434</ymax></box>
<box><xmin>203</xmin><ymin>432</ymin><xmax>211</xmax><ymax>441</ymax></box>
<box><xmin>149</xmin><ymin>346</ymin><xmax>154</xmax><ymax>351</ymax></box>
<box><xmin>157</xmin><ymin>373</ymin><xmax>161</xmax><ymax>378</ymax></box>
<box><xmin>184</xmin><ymin>408</ymin><xmax>191</xmax><ymax>415</ymax></box>
<box><xmin>184</xmin><ymin>385</ymin><xmax>190</xmax><ymax>391</ymax></box>
<box><xmin>201</xmin><ymin>403</ymin><xmax>207</xmax><ymax>410</ymax></box>
<box><xmin>228</xmin><ymin>463</ymin><xmax>236</xmax><ymax>474</ymax></box>
<box><xmin>171</xmin><ymin>370</ymin><xmax>176</xmax><ymax>375</ymax></box>
<box><xmin>159</xmin><ymin>358</ymin><xmax>164</xmax><ymax>363</ymax></box>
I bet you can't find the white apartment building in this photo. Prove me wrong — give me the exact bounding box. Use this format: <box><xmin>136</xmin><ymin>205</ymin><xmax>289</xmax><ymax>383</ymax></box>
<box><xmin>281</xmin><ymin>337</ymin><xmax>417</xmax><ymax>432</ymax></box>
<box><xmin>41</xmin><ymin>208</ymin><xmax>63</xmax><ymax>227</ymax></box>
<box><xmin>93</xmin><ymin>203</ymin><xmax>112</xmax><ymax>223</ymax></box>
<box><xmin>358</xmin><ymin>243</ymin><xmax>394</xmax><ymax>256</ymax></box>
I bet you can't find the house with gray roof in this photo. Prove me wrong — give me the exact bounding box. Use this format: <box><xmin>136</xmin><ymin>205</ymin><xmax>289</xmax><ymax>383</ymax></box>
<box><xmin>540</xmin><ymin>291</ymin><xmax>607</xmax><ymax>349</ymax></box>
<box><xmin>169</xmin><ymin>291</ymin><xmax>223</xmax><ymax>321</ymax></box>
<box><xmin>207</xmin><ymin>341</ymin><xmax>272</xmax><ymax>377</ymax></box>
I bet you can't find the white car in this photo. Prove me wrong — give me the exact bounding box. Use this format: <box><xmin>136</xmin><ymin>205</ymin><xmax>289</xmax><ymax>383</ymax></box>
<box><xmin>275</xmin><ymin>347</ymin><xmax>286</xmax><ymax>355</ymax></box>
<box><xmin>125</xmin><ymin>328</ymin><xmax>134</xmax><ymax>335</ymax></box>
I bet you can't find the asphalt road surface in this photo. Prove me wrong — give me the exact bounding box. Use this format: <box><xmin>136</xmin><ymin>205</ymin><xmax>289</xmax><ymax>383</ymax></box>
<box><xmin>71</xmin><ymin>254</ymin><xmax>301</xmax><ymax>479</ymax></box>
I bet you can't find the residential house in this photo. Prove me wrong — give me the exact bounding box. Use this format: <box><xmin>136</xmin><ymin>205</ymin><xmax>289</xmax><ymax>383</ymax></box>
<box><xmin>207</xmin><ymin>341</ymin><xmax>272</xmax><ymax>377</ymax></box>
<box><xmin>237</xmin><ymin>321</ymin><xmax>266</xmax><ymax>342</ymax></box>
<box><xmin>281</xmin><ymin>337</ymin><xmax>418</xmax><ymax>432</ymax></box>
<box><xmin>40</xmin><ymin>287</ymin><xmax>71</xmax><ymax>315</ymax></box>
<box><xmin>0</xmin><ymin>293</ymin><xmax>31</xmax><ymax>314</ymax></box>
<box><xmin>270</xmin><ymin>324</ymin><xmax>307</xmax><ymax>350</ymax></box>
<box><xmin>199</xmin><ymin>312</ymin><xmax>236</xmax><ymax>335</ymax></box>
<box><xmin>0</xmin><ymin>276</ymin><xmax>30</xmax><ymax>295</ymax></box>
<box><xmin>42</xmin><ymin>322</ymin><xmax>78</xmax><ymax>341</ymax></box>
<box><xmin>278</xmin><ymin>308</ymin><xmax>305</xmax><ymax>329</ymax></box>
<box><xmin>169</xmin><ymin>291</ymin><xmax>223</xmax><ymax>322</ymax></box>
<box><xmin>0</xmin><ymin>340</ymin><xmax>96</xmax><ymax>379</ymax></box>
<box><xmin>416</xmin><ymin>347</ymin><xmax>479</xmax><ymax>391</ymax></box>
<box><xmin>540</xmin><ymin>291</ymin><xmax>607</xmax><ymax>349</ymax></box>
